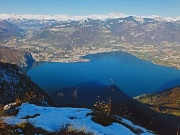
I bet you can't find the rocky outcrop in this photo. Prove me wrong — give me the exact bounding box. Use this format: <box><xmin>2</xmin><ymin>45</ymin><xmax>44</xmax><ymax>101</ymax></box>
<box><xmin>0</xmin><ymin>62</ymin><xmax>52</xmax><ymax>106</ymax></box>
<box><xmin>0</xmin><ymin>47</ymin><xmax>34</xmax><ymax>67</ymax></box>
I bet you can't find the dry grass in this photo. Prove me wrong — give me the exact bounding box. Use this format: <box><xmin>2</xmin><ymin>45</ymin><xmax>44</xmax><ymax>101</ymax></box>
<box><xmin>0</xmin><ymin>120</ymin><xmax>94</xmax><ymax>135</ymax></box>
<box><xmin>59</xmin><ymin>125</ymin><xmax>93</xmax><ymax>135</ymax></box>
<box><xmin>137</xmin><ymin>87</ymin><xmax>180</xmax><ymax>117</ymax></box>
<box><xmin>0</xmin><ymin>105</ymin><xmax>4</xmax><ymax>117</ymax></box>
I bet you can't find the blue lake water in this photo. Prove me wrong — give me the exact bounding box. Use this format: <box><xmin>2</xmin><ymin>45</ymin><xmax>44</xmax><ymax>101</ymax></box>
<box><xmin>27</xmin><ymin>51</ymin><xmax>180</xmax><ymax>96</ymax></box>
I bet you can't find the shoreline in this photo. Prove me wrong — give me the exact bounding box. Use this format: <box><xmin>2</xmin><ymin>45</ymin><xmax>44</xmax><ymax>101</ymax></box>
<box><xmin>32</xmin><ymin>50</ymin><xmax>180</xmax><ymax>70</ymax></box>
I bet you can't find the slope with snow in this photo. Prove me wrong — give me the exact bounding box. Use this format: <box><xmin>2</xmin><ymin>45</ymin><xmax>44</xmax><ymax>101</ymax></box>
<box><xmin>2</xmin><ymin>103</ymin><xmax>154</xmax><ymax>135</ymax></box>
<box><xmin>0</xmin><ymin>62</ymin><xmax>51</xmax><ymax>105</ymax></box>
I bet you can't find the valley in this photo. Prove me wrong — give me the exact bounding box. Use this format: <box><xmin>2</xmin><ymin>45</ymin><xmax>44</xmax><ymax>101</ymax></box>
<box><xmin>2</xmin><ymin>36</ymin><xmax>180</xmax><ymax>69</ymax></box>
<box><xmin>1</xmin><ymin>15</ymin><xmax>180</xmax><ymax>69</ymax></box>
<box><xmin>3</xmin><ymin>36</ymin><xmax>180</xmax><ymax>69</ymax></box>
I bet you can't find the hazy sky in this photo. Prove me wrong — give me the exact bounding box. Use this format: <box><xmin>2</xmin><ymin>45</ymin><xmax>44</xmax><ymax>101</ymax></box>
<box><xmin>0</xmin><ymin>0</ymin><xmax>179</xmax><ymax>17</ymax></box>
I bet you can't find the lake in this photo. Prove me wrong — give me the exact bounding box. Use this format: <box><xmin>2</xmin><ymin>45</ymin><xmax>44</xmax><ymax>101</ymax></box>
<box><xmin>27</xmin><ymin>51</ymin><xmax>180</xmax><ymax>97</ymax></box>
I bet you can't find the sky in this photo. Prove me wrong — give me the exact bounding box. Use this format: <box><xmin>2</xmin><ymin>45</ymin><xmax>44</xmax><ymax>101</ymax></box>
<box><xmin>0</xmin><ymin>0</ymin><xmax>179</xmax><ymax>17</ymax></box>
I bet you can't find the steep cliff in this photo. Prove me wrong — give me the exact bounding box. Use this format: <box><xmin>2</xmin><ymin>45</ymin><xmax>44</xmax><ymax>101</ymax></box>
<box><xmin>0</xmin><ymin>47</ymin><xmax>34</xmax><ymax>67</ymax></box>
<box><xmin>0</xmin><ymin>62</ymin><xmax>52</xmax><ymax>106</ymax></box>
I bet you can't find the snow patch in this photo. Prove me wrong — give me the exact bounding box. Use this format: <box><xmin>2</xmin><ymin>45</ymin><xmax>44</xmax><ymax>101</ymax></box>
<box><xmin>1</xmin><ymin>103</ymin><xmax>154</xmax><ymax>135</ymax></box>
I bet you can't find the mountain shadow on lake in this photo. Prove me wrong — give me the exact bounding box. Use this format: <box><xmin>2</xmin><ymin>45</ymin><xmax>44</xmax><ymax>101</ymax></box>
<box><xmin>156</xmin><ymin>77</ymin><xmax>180</xmax><ymax>92</ymax></box>
<box><xmin>27</xmin><ymin>51</ymin><xmax>180</xmax><ymax>96</ymax></box>
<box><xmin>50</xmin><ymin>81</ymin><xmax>132</xmax><ymax>108</ymax></box>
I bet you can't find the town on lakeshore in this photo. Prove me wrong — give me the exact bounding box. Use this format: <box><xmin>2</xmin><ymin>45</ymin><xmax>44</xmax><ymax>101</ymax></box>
<box><xmin>2</xmin><ymin>36</ymin><xmax>180</xmax><ymax>69</ymax></box>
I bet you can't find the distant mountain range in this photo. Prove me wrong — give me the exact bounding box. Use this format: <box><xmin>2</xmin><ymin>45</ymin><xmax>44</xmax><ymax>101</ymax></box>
<box><xmin>1</xmin><ymin>13</ymin><xmax>180</xmax><ymax>46</ymax></box>
<box><xmin>0</xmin><ymin>13</ymin><xmax>180</xmax><ymax>22</ymax></box>
<box><xmin>31</xmin><ymin>16</ymin><xmax>180</xmax><ymax>46</ymax></box>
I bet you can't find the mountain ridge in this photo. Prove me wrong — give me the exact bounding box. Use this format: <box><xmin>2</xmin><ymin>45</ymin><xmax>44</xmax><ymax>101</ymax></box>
<box><xmin>50</xmin><ymin>83</ymin><xmax>132</xmax><ymax>107</ymax></box>
<box><xmin>1</xmin><ymin>16</ymin><xmax>180</xmax><ymax>68</ymax></box>
<box><xmin>0</xmin><ymin>13</ymin><xmax>180</xmax><ymax>22</ymax></box>
<box><xmin>135</xmin><ymin>86</ymin><xmax>180</xmax><ymax>116</ymax></box>
<box><xmin>0</xmin><ymin>20</ymin><xmax>24</xmax><ymax>42</ymax></box>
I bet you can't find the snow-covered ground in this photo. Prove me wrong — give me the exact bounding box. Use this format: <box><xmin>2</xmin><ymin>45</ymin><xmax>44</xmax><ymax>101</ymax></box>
<box><xmin>2</xmin><ymin>103</ymin><xmax>154</xmax><ymax>135</ymax></box>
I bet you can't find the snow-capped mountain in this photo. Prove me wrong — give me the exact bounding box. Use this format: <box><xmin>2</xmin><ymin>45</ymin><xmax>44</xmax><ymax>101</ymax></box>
<box><xmin>0</xmin><ymin>13</ymin><xmax>179</xmax><ymax>22</ymax></box>
<box><xmin>29</xmin><ymin>15</ymin><xmax>180</xmax><ymax>45</ymax></box>
<box><xmin>0</xmin><ymin>13</ymin><xmax>127</xmax><ymax>21</ymax></box>
<box><xmin>0</xmin><ymin>13</ymin><xmax>180</xmax><ymax>45</ymax></box>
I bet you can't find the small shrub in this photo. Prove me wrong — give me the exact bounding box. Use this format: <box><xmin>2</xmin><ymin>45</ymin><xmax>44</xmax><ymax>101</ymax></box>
<box><xmin>15</xmin><ymin>98</ymin><xmax>22</xmax><ymax>106</ymax></box>
<box><xmin>94</xmin><ymin>97</ymin><xmax>112</xmax><ymax>115</ymax></box>
<box><xmin>91</xmin><ymin>97</ymin><xmax>118</xmax><ymax>126</ymax></box>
